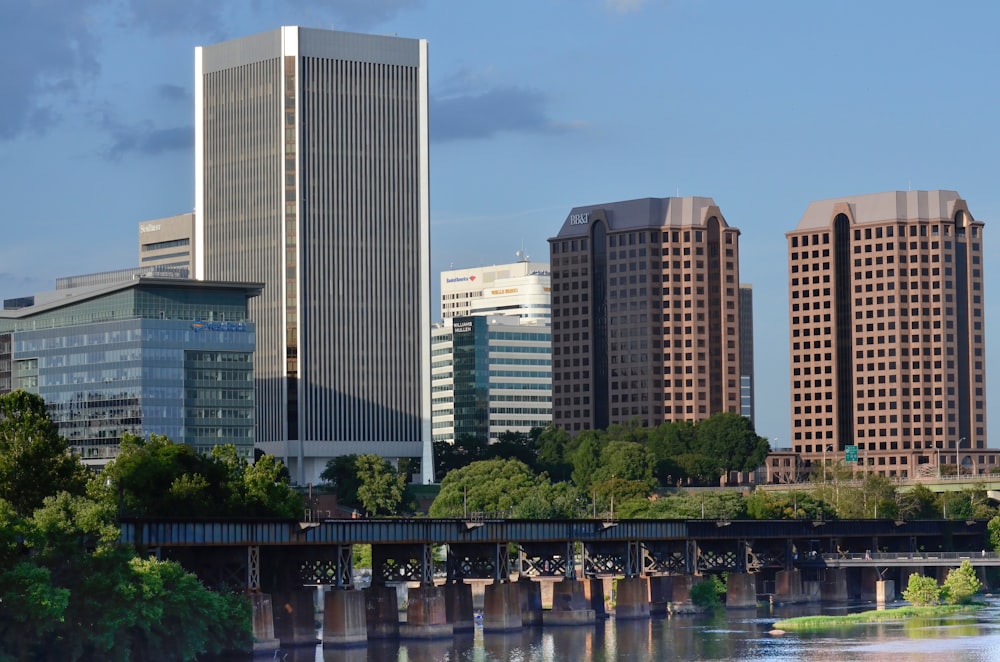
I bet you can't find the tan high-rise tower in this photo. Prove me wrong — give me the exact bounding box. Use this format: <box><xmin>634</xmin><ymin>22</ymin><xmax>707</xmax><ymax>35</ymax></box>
<box><xmin>549</xmin><ymin>197</ymin><xmax>743</xmax><ymax>433</ymax></box>
<box><xmin>788</xmin><ymin>190</ymin><xmax>993</xmax><ymax>477</ymax></box>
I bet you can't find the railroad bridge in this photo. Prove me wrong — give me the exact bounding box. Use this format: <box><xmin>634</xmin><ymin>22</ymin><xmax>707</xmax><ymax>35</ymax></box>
<box><xmin>118</xmin><ymin>517</ymin><xmax>996</xmax><ymax>651</ymax></box>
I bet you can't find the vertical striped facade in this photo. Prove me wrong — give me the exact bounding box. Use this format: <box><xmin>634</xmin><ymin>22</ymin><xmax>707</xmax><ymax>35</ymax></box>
<box><xmin>548</xmin><ymin>197</ymin><xmax>743</xmax><ymax>433</ymax></box>
<box><xmin>195</xmin><ymin>27</ymin><xmax>432</xmax><ymax>484</ymax></box>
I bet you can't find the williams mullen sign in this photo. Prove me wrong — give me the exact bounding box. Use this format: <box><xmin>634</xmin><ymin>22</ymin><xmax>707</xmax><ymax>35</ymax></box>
<box><xmin>191</xmin><ymin>319</ymin><xmax>248</xmax><ymax>333</ymax></box>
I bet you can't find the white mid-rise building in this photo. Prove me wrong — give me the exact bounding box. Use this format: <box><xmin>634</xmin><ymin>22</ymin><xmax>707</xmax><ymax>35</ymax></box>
<box><xmin>441</xmin><ymin>254</ymin><xmax>550</xmax><ymax>321</ymax></box>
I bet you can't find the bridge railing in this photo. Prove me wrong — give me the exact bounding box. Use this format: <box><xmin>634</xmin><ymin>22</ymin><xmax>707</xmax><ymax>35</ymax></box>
<box><xmin>821</xmin><ymin>551</ymin><xmax>996</xmax><ymax>562</ymax></box>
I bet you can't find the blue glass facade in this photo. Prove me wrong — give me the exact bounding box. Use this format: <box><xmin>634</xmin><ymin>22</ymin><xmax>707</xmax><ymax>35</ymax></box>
<box><xmin>0</xmin><ymin>280</ymin><xmax>259</xmax><ymax>463</ymax></box>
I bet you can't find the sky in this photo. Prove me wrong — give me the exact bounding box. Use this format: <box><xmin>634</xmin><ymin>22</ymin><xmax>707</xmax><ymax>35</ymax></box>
<box><xmin>2</xmin><ymin>0</ymin><xmax>1000</xmax><ymax>451</ymax></box>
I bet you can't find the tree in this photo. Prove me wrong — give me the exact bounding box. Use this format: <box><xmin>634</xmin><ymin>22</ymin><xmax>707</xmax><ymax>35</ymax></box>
<box><xmin>569</xmin><ymin>431</ymin><xmax>605</xmax><ymax>492</ymax></box>
<box><xmin>591</xmin><ymin>441</ymin><xmax>657</xmax><ymax>489</ymax></box>
<box><xmin>320</xmin><ymin>454</ymin><xmax>362</xmax><ymax>507</ymax></box>
<box><xmin>903</xmin><ymin>573</ymin><xmax>942</xmax><ymax>606</ymax></box>
<box><xmin>988</xmin><ymin>515</ymin><xmax>1000</xmax><ymax>552</ymax></box>
<box><xmin>534</xmin><ymin>425</ymin><xmax>573</xmax><ymax>482</ymax></box>
<box><xmin>745</xmin><ymin>489</ymin><xmax>835</xmax><ymax>521</ymax></box>
<box><xmin>430</xmin><ymin>459</ymin><xmax>546</xmax><ymax>518</ymax></box>
<box><xmin>696</xmin><ymin>412</ymin><xmax>770</xmax><ymax>477</ymax></box>
<box><xmin>355</xmin><ymin>454</ymin><xmax>407</xmax><ymax>516</ymax></box>
<box><xmin>0</xmin><ymin>390</ymin><xmax>89</xmax><ymax>516</ymax></box>
<box><xmin>942</xmin><ymin>560</ymin><xmax>982</xmax><ymax>605</ymax></box>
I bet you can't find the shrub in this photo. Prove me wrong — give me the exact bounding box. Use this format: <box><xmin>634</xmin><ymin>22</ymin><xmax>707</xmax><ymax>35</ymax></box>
<box><xmin>942</xmin><ymin>560</ymin><xmax>982</xmax><ymax>605</ymax></box>
<box><xmin>690</xmin><ymin>575</ymin><xmax>726</xmax><ymax>608</ymax></box>
<box><xmin>902</xmin><ymin>573</ymin><xmax>941</xmax><ymax>606</ymax></box>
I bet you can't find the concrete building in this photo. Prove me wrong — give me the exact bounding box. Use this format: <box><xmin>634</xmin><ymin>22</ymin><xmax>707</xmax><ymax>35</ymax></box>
<box><xmin>0</xmin><ymin>278</ymin><xmax>260</xmax><ymax>466</ymax></box>
<box><xmin>139</xmin><ymin>212</ymin><xmax>196</xmax><ymax>277</ymax></box>
<box><xmin>195</xmin><ymin>27</ymin><xmax>432</xmax><ymax>484</ymax></box>
<box><xmin>441</xmin><ymin>254</ymin><xmax>551</xmax><ymax>320</ymax></box>
<box><xmin>548</xmin><ymin>197</ymin><xmax>743</xmax><ymax>433</ymax></box>
<box><xmin>739</xmin><ymin>283</ymin><xmax>756</xmax><ymax>424</ymax></box>
<box><xmin>788</xmin><ymin>190</ymin><xmax>996</xmax><ymax>477</ymax></box>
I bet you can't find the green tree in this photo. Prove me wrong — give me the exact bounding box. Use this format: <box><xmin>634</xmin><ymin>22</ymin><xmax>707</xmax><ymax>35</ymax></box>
<box><xmin>355</xmin><ymin>454</ymin><xmax>407</xmax><ymax>516</ymax></box>
<box><xmin>0</xmin><ymin>390</ymin><xmax>89</xmax><ymax>516</ymax></box>
<box><xmin>569</xmin><ymin>431</ymin><xmax>605</xmax><ymax>492</ymax></box>
<box><xmin>591</xmin><ymin>441</ymin><xmax>656</xmax><ymax>489</ymax></box>
<box><xmin>897</xmin><ymin>484</ymin><xmax>941</xmax><ymax>519</ymax></box>
<box><xmin>942</xmin><ymin>560</ymin><xmax>982</xmax><ymax>605</ymax></box>
<box><xmin>690</xmin><ymin>575</ymin><xmax>726</xmax><ymax>609</ymax></box>
<box><xmin>619</xmin><ymin>490</ymin><xmax>748</xmax><ymax>520</ymax></box>
<box><xmin>534</xmin><ymin>425</ymin><xmax>573</xmax><ymax>482</ymax></box>
<box><xmin>696</xmin><ymin>412</ymin><xmax>770</xmax><ymax>477</ymax></box>
<box><xmin>745</xmin><ymin>489</ymin><xmax>835</xmax><ymax>520</ymax></box>
<box><xmin>320</xmin><ymin>454</ymin><xmax>361</xmax><ymax>507</ymax></box>
<box><xmin>988</xmin><ymin>514</ymin><xmax>1000</xmax><ymax>551</ymax></box>
<box><xmin>903</xmin><ymin>573</ymin><xmax>942</xmax><ymax>606</ymax></box>
<box><xmin>430</xmin><ymin>459</ymin><xmax>545</xmax><ymax>518</ymax></box>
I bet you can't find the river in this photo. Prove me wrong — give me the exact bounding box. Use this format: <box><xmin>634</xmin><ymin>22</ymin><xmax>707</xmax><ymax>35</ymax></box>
<box><xmin>216</xmin><ymin>599</ymin><xmax>1000</xmax><ymax>661</ymax></box>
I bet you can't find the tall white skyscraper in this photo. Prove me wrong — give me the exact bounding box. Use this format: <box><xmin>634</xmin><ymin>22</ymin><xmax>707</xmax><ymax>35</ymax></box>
<box><xmin>195</xmin><ymin>27</ymin><xmax>432</xmax><ymax>484</ymax></box>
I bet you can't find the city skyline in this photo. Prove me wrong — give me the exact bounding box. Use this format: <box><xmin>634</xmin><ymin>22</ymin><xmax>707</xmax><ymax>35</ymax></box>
<box><xmin>3</xmin><ymin>1</ymin><xmax>1000</xmax><ymax>450</ymax></box>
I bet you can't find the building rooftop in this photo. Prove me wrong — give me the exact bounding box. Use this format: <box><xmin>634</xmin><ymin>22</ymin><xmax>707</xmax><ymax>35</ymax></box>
<box><xmin>793</xmin><ymin>190</ymin><xmax>967</xmax><ymax>231</ymax></box>
<box><xmin>551</xmin><ymin>196</ymin><xmax>730</xmax><ymax>239</ymax></box>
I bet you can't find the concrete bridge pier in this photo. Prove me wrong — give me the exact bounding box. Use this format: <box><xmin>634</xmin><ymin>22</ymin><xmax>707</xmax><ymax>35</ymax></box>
<box><xmin>876</xmin><ymin>579</ymin><xmax>895</xmax><ymax>607</ymax></box>
<box><xmin>545</xmin><ymin>578</ymin><xmax>598</xmax><ymax>625</ymax></box>
<box><xmin>323</xmin><ymin>589</ymin><xmax>367</xmax><ymax>647</ymax></box>
<box><xmin>820</xmin><ymin>568</ymin><xmax>848</xmax><ymax>602</ymax></box>
<box><xmin>586</xmin><ymin>578</ymin><xmax>608</xmax><ymax>618</ymax></box>
<box><xmin>483</xmin><ymin>581</ymin><xmax>523</xmax><ymax>632</ymax></box>
<box><xmin>248</xmin><ymin>592</ymin><xmax>280</xmax><ymax>654</ymax></box>
<box><xmin>614</xmin><ymin>576</ymin><xmax>651</xmax><ymax>619</ymax></box>
<box><xmin>445</xmin><ymin>581</ymin><xmax>475</xmax><ymax>633</ymax></box>
<box><xmin>400</xmin><ymin>585</ymin><xmax>453</xmax><ymax>640</ymax></box>
<box><xmin>272</xmin><ymin>587</ymin><xmax>319</xmax><ymax>647</ymax></box>
<box><xmin>725</xmin><ymin>573</ymin><xmax>757</xmax><ymax>608</ymax></box>
<box><xmin>519</xmin><ymin>579</ymin><xmax>543</xmax><ymax>626</ymax></box>
<box><xmin>364</xmin><ymin>584</ymin><xmax>400</xmax><ymax>640</ymax></box>
<box><xmin>859</xmin><ymin>567</ymin><xmax>881</xmax><ymax>601</ymax></box>
<box><xmin>670</xmin><ymin>574</ymin><xmax>697</xmax><ymax>609</ymax></box>
<box><xmin>774</xmin><ymin>569</ymin><xmax>805</xmax><ymax>604</ymax></box>
<box><xmin>648</xmin><ymin>575</ymin><xmax>672</xmax><ymax>615</ymax></box>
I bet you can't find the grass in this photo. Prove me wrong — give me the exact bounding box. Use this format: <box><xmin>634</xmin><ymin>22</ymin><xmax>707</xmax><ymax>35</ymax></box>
<box><xmin>771</xmin><ymin>604</ymin><xmax>982</xmax><ymax>632</ymax></box>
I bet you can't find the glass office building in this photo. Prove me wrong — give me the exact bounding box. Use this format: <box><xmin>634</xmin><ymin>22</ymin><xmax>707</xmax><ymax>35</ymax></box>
<box><xmin>431</xmin><ymin>315</ymin><xmax>552</xmax><ymax>447</ymax></box>
<box><xmin>0</xmin><ymin>278</ymin><xmax>260</xmax><ymax>466</ymax></box>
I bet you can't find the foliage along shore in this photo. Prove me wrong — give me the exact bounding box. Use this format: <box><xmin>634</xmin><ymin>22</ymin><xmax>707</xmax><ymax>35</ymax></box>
<box><xmin>771</xmin><ymin>603</ymin><xmax>982</xmax><ymax>632</ymax></box>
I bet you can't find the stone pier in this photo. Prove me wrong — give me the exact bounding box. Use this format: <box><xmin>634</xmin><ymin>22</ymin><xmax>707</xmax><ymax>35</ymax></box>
<box><xmin>725</xmin><ymin>573</ymin><xmax>757</xmax><ymax>609</ymax></box>
<box><xmin>586</xmin><ymin>578</ymin><xmax>608</xmax><ymax>619</ymax></box>
<box><xmin>248</xmin><ymin>592</ymin><xmax>280</xmax><ymax>654</ymax></box>
<box><xmin>483</xmin><ymin>582</ymin><xmax>523</xmax><ymax>633</ymax></box>
<box><xmin>445</xmin><ymin>582</ymin><xmax>475</xmax><ymax>633</ymax></box>
<box><xmin>272</xmin><ymin>587</ymin><xmax>318</xmax><ymax>647</ymax></box>
<box><xmin>545</xmin><ymin>579</ymin><xmax>597</xmax><ymax>626</ymax></box>
<box><xmin>400</xmin><ymin>585</ymin><xmax>452</xmax><ymax>640</ymax></box>
<box><xmin>648</xmin><ymin>576</ymin><xmax>673</xmax><ymax>616</ymax></box>
<box><xmin>859</xmin><ymin>567</ymin><xmax>880</xmax><ymax>602</ymax></box>
<box><xmin>875</xmin><ymin>579</ymin><xmax>895</xmax><ymax>607</ymax></box>
<box><xmin>820</xmin><ymin>568</ymin><xmax>848</xmax><ymax>602</ymax></box>
<box><xmin>670</xmin><ymin>575</ymin><xmax>696</xmax><ymax>609</ymax></box>
<box><xmin>322</xmin><ymin>589</ymin><xmax>367</xmax><ymax>647</ymax></box>
<box><xmin>614</xmin><ymin>577</ymin><xmax>650</xmax><ymax>619</ymax></box>
<box><xmin>774</xmin><ymin>569</ymin><xmax>805</xmax><ymax>605</ymax></box>
<box><xmin>519</xmin><ymin>580</ymin><xmax>543</xmax><ymax>626</ymax></box>
<box><xmin>364</xmin><ymin>584</ymin><xmax>400</xmax><ymax>640</ymax></box>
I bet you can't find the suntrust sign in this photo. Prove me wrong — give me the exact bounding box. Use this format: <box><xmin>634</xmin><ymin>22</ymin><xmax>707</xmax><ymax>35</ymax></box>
<box><xmin>568</xmin><ymin>212</ymin><xmax>589</xmax><ymax>226</ymax></box>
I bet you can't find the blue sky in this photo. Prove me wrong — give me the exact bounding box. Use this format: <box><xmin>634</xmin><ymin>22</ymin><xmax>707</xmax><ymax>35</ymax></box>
<box><xmin>2</xmin><ymin>0</ymin><xmax>999</xmax><ymax>450</ymax></box>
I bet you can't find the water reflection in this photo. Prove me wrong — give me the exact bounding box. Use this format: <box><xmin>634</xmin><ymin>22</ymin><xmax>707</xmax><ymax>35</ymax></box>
<box><xmin>210</xmin><ymin>600</ymin><xmax>1000</xmax><ymax>661</ymax></box>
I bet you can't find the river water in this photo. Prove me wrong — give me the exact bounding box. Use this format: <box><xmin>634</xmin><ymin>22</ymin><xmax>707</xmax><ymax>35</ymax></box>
<box><xmin>222</xmin><ymin>599</ymin><xmax>1000</xmax><ymax>661</ymax></box>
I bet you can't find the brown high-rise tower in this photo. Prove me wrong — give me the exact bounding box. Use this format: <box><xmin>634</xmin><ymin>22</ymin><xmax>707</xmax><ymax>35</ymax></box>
<box><xmin>549</xmin><ymin>197</ymin><xmax>743</xmax><ymax>433</ymax></box>
<box><xmin>788</xmin><ymin>190</ymin><xmax>992</xmax><ymax>477</ymax></box>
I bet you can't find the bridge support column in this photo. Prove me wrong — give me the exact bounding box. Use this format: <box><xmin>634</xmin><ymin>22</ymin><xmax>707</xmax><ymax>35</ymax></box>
<box><xmin>876</xmin><ymin>579</ymin><xmax>895</xmax><ymax>607</ymax></box>
<box><xmin>483</xmin><ymin>581</ymin><xmax>523</xmax><ymax>632</ymax></box>
<box><xmin>670</xmin><ymin>574</ymin><xmax>697</xmax><ymax>610</ymax></box>
<box><xmin>400</xmin><ymin>585</ymin><xmax>452</xmax><ymax>640</ymax></box>
<box><xmin>248</xmin><ymin>592</ymin><xmax>280</xmax><ymax>653</ymax></box>
<box><xmin>272</xmin><ymin>587</ymin><xmax>318</xmax><ymax>647</ymax></box>
<box><xmin>614</xmin><ymin>576</ymin><xmax>650</xmax><ymax>619</ymax></box>
<box><xmin>545</xmin><ymin>578</ymin><xmax>597</xmax><ymax>626</ymax></box>
<box><xmin>445</xmin><ymin>582</ymin><xmax>474</xmax><ymax>633</ymax></box>
<box><xmin>859</xmin><ymin>567</ymin><xmax>880</xmax><ymax>601</ymax></box>
<box><xmin>364</xmin><ymin>584</ymin><xmax>400</xmax><ymax>640</ymax></box>
<box><xmin>322</xmin><ymin>589</ymin><xmax>367</xmax><ymax>647</ymax></box>
<box><xmin>774</xmin><ymin>569</ymin><xmax>804</xmax><ymax>605</ymax></box>
<box><xmin>725</xmin><ymin>573</ymin><xmax>757</xmax><ymax>609</ymax></box>
<box><xmin>648</xmin><ymin>576</ymin><xmax>672</xmax><ymax>616</ymax></box>
<box><xmin>519</xmin><ymin>579</ymin><xmax>543</xmax><ymax>626</ymax></box>
<box><xmin>586</xmin><ymin>578</ymin><xmax>608</xmax><ymax>618</ymax></box>
<box><xmin>820</xmin><ymin>568</ymin><xmax>848</xmax><ymax>602</ymax></box>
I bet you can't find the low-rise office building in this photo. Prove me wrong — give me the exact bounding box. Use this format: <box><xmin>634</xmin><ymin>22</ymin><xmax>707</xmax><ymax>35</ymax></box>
<box><xmin>0</xmin><ymin>277</ymin><xmax>260</xmax><ymax>466</ymax></box>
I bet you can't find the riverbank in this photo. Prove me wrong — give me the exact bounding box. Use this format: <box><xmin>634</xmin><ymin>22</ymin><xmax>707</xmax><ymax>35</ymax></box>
<box><xmin>772</xmin><ymin>603</ymin><xmax>982</xmax><ymax>632</ymax></box>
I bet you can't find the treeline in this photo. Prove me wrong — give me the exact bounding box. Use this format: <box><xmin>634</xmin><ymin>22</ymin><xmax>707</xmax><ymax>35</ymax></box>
<box><xmin>0</xmin><ymin>390</ymin><xmax>303</xmax><ymax>661</ymax></box>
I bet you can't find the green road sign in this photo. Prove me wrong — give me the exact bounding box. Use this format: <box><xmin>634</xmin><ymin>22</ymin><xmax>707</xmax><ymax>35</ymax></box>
<box><xmin>845</xmin><ymin>445</ymin><xmax>858</xmax><ymax>462</ymax></box>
